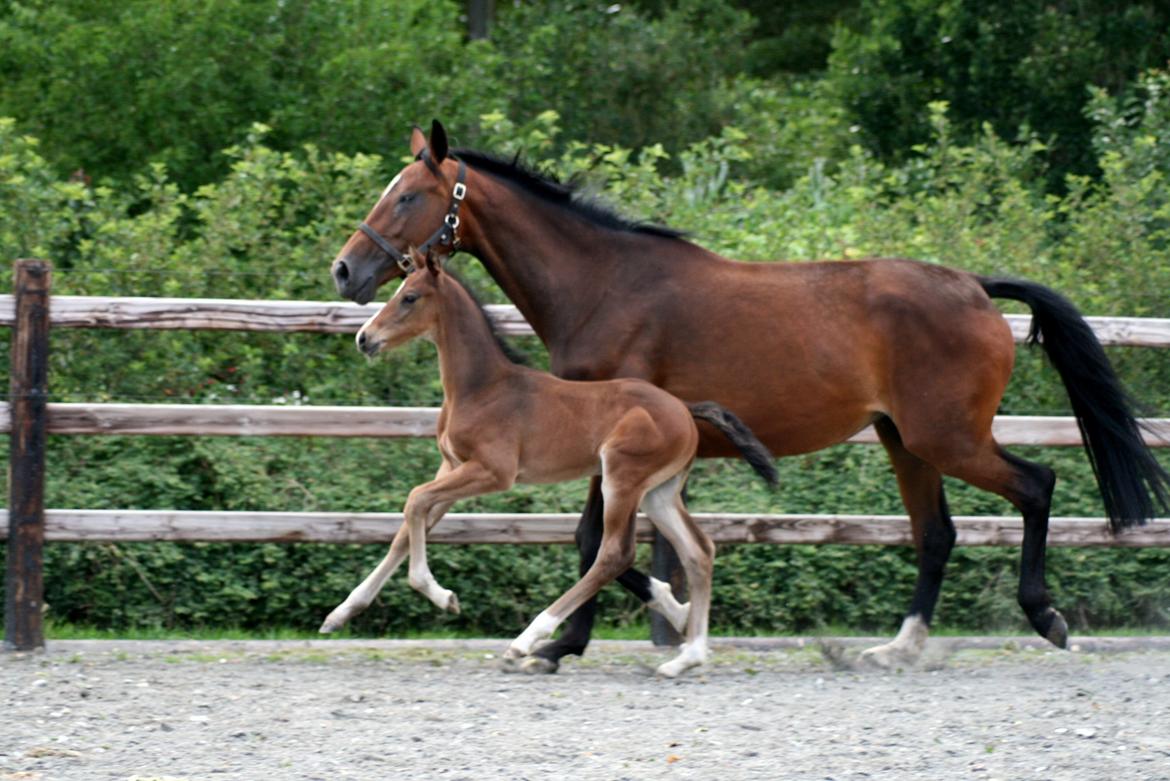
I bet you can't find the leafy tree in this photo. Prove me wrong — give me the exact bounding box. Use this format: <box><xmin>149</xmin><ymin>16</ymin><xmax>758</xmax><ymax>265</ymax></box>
<box><xmin>828</xmin><ymin>0</ymin><xmax>1170</xmax><ymax>185</ymax></box>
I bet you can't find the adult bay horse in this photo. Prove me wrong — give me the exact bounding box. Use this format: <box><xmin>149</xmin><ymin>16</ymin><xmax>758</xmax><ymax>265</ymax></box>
<box><xmin>325</xmin><ymin>247</ymin><xmax>776</xmax><ymax>676</ymax></box>
<box><xmin>330</xmin><ymin>121</ymin><xmax>1170</xmax><ymax>671</ymax></box>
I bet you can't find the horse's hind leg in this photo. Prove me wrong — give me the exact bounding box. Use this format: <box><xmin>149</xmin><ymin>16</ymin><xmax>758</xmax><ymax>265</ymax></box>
<box><xmin>641</xmin><ymin>474</ymin><xmax>715</xmax><ymax>678</ymax></box>
<box><xmin>918</xmin><ymin>436</ymin><xmax>1065</xmax><ymax>648</ymax></box>
<box><xmin>861</xmin><ymin>417</ymin><xmax>956</xmax><ymax>668</ymax></box>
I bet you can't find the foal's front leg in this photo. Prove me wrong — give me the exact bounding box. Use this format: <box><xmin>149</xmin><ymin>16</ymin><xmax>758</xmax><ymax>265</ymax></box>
<box><xmin>320</xmin><ymin>460</ymin><xmax>455</xmax><ymax>633</ymax></box>
<box><xmin>405</xmin><ymin>460</ymin><xmax>511</xmax><ymax>613</ymax></box>
<box><xmin>506</xmin><ymin>482</ymin><xmax>641</xmax><ymax>660</ymax></box>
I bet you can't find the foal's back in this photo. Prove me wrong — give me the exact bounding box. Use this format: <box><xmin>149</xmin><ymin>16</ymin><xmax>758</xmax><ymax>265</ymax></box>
<box><xmin>443</xmin><ymin>362</ymin><xmax>699</xmax><ymax>487</ymax></box>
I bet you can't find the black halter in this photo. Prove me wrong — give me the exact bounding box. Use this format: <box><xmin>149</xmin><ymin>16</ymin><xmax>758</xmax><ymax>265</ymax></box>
<box><xmin>358</xmin><ymin>153</ymin><xmax>467</xmax><ymax>275</ymax></box>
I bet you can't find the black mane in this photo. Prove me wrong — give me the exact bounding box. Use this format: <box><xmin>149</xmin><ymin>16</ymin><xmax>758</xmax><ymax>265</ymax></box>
<box><xmin>452</xmin><ymin>148</ymin><xmax>687</xmax><ymax>240</ymax></box>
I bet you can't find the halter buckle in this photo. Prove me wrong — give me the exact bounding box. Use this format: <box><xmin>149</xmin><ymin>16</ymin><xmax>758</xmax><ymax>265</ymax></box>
<box><xmin>452</xmin><ymin>182</ymin><xmax>467</xmax><ymax>201</ymax></box>
<box><xmin>396</xmin><ymin>255</ymin><xmax>415</xmax><ymax>274</ymax></box>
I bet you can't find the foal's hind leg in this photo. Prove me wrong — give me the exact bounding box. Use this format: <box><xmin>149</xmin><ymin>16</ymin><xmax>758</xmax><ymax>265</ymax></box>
<box><xmin>641</xmin><ymin>474</ymin><xmax>715</xmax><ymax>678</ymax></box>
<box><xmin>861</xmin><ymin>417</ymin><xmax>956</xmax><ymax>668</ymax></box>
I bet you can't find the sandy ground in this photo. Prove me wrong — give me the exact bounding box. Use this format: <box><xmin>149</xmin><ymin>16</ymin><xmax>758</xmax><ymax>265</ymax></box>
<box><xmin>2</xmin><ymin>637</ymin><xmax>1170</xmax><ymax>781</ymax></box>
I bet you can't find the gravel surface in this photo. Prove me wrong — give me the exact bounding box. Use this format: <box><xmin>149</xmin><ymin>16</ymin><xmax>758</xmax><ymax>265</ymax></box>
<box><xmin>2</xmin><ymin>638</ymin><xmax>1169</xmax><ymax>780</ymax></box>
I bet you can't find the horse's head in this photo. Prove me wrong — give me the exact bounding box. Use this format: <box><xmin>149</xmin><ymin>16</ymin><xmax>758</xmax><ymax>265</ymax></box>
<box><xmin>355</xmin><ymin>247</ymin><xmax>447</xmax><ymax>357</ymax></box>
<box><xmin>332</xmin><ymin>120</ymin><xmax>467</xmax><ymax>304</ymax></box>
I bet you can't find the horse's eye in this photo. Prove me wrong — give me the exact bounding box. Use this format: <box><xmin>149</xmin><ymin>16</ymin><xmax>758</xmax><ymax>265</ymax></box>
<box><xmin>398</xmin><ymin>192</ymin><xmax>415</xmax><ymax>204</ymax></box>
<box><xmin>402</xmin><ymin>292</ymin><xmax>419</xmax><ymax>305</ymax></box>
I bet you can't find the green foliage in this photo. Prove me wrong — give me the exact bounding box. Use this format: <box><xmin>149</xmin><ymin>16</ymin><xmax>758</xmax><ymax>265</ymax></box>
<box><xmin>0</xmin><ymin>0</ymin><xmax>758</xmax><ymax>189</ymax></box>
<box><xmin>828</xmin><ymin>0</ymin><xmax>1170</xmax><ymax>186</ymax></box>
<box><xmin>0</xmin><ymin>1</ymin><xmax>288</xmax><ymax>188</ymax></box>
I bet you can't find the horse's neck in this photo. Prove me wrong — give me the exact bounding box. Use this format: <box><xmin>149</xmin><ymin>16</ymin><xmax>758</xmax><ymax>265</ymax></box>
<box><xmin>433</xmin><ymin>279</ymin><xmax>516</xmax><ymax>402</ymax></box>
<box><xmin>462</xmin><ymin>174</ymin><xmax>665</xmax><ymax>348</ymax></box>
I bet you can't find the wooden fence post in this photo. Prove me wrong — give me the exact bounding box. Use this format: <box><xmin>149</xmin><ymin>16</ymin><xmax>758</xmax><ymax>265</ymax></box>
<box><xmin>649</xmin><ymin>530</ymin><xmax>685</xmax><ymax>646</ymax></box>
<box><xmin>5</xmin><ymin>259</ymin><xmax>50</xmax><ymax>651</ymax></box>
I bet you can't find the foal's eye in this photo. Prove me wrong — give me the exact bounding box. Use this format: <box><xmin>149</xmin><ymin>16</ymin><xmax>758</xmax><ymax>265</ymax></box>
<box><xmin>401</xmin><ymin>292</ymin><xmax>419</xmax><ymax>305</ymax></box>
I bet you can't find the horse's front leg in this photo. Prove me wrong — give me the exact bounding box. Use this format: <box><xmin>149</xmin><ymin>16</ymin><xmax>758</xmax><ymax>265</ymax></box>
<box><xmin>406</xmin><ymin>460</ymin><xmax>511</xmax><ymax>614</ymax></box>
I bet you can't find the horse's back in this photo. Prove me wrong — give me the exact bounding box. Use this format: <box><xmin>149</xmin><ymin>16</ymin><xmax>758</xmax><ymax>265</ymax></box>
<box><xmin>649</xmin><ymin>257</ymin><xmax>1015</xmax><ymax>457</ymax></box>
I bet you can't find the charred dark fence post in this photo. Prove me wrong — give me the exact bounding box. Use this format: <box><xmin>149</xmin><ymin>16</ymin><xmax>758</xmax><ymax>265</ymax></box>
<box><xmin>5</xmin><ymin>259</ymin><xmax>50</xmax><ymax>651</ymax></box>
<box><xmin>649</xmin><ymin>531</ymin><xmax>685</xmax><ymax>646</ymax></box>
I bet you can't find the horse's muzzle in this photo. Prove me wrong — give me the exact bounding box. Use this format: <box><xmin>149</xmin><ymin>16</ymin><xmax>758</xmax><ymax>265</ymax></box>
<box><xmin>332</xmin><ymin>257</ymin><xmax>376</xmax><ymax>305</ymax></box>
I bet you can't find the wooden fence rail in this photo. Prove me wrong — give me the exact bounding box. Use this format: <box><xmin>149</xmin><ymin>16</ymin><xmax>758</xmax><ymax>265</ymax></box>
<box><xmin>0</xmin><ymin>402</ymin><xmax>1166</xmax><ymax>446</ymax></box>
<box><xmin>1</xmin><ymin>510</ymin><xmax>1167</xmax><ymax>547</ymax></box>
<box><xmin>2</xmin><ymin>294</ymin><xmax>1170</xmax><ymax>344</ymax></box>
<box><xmin>4</xmin><ymin>263</ymin><xmax>1169</xmax><ymax>650</ymax></box>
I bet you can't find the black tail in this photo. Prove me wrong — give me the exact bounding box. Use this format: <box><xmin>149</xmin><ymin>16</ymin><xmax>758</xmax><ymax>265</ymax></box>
<box><xmin>980</xmin><ymin>276</ymin><xmax>1170</xmax><ymax>530</ymax></box>
<box><xmin>687</xmin><ymin>401</ymin><xmax>778</xmax><ymax>486</ymax></box>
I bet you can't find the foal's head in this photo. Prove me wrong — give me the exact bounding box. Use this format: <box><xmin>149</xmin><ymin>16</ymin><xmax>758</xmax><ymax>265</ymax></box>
<box><xmin>355</xmin><ymin>248</ymin><xmax>446</xmax><ymax>357</ymax></box>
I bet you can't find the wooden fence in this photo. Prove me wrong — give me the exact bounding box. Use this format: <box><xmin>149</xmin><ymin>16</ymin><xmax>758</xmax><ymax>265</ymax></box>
<box><xmin>3</xmin><ymin>259</ymin><xmax>1169</xmax><ymax>649</ymax></box>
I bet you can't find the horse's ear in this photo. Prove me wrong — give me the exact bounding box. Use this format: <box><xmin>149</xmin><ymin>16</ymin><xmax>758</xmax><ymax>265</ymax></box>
<box><xmin>424</xmin><ymin>249</ymin><xmax>442</xmax><ymax>277</ymax></box>
<box><xmin>429</xmin><ymin>119</ymin><xmax>448</xmax><ymax>164</ymax></box>
<box><xmin>410</xmin><ymin>125</ymin><xmax>427</xmax><ymax>158</ymax></box>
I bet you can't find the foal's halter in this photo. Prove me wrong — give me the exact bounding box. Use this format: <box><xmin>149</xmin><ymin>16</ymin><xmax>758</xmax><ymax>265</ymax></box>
<box><xmin>358</xmin><ymin>153</ymin><xmax>468</xmax><ymax>275</ymax></box>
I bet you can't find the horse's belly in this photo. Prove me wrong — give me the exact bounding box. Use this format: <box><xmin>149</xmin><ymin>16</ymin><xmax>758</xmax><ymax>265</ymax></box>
<box><xmin>694</xmin><ymin>404</ymin><xmax>876</xmax><ymax>458</ymax></box>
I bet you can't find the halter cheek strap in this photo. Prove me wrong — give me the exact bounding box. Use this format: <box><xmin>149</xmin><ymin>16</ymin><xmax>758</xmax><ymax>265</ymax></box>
<box><xmin>358</xmin><ymin>156</ymin><xmax>467</xmax><ymax>275</ymax></box>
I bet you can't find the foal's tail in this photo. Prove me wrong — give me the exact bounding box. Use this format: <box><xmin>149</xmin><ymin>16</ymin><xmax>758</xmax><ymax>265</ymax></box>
<box><xmin>687</xmin><ymin>402</ymin><xmax>778</xmax><ymax>486</ymax></box>
<box><xmin>980</xmin><ymin>276</ymin><xmax>1170</xmax><ymax>530</ymax></box>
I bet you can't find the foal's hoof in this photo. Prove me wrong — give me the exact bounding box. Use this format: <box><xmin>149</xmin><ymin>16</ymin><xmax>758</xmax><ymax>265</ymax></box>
<box><xmin>318</xmin><ymin>612</ymin><xmax>346</xmax><ymax>634</ymax></box>
<box><xmin>445</xmin><ymin>592</ymin><xmax>461</xmax><ymax>615</ymax></box>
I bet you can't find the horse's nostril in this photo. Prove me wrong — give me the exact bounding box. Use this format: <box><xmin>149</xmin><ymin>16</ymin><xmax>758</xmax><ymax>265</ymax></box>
<box><xmin>357</xmin><ymin>331</ymin><xmax>367</xmax><ymax>348</ymax></box>
<box><xmin>334</xmin><ymin>259</ymin><xmax>350</xmax><ymax>283</ymax></box>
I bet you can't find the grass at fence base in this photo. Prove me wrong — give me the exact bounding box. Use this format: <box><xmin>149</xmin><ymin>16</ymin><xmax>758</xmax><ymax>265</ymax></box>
<box><xmin>42</xmin><ymin>621</ymin><xmax>1170</xmax><ymax>644</ymax></box>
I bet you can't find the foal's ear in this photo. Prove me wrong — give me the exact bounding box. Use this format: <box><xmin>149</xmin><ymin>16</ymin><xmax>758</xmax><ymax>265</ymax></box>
<box><xmin>410</xmin><ymin>125</ymin><xmax>427</xmax><ymax>158</ymax></box>
<box><xmin>424</xmin><ymin>249</ymin><xmax>443</xmax><ymax>277</ymax></box>
<box><xmin>429</xmin><ymin>119</ymin><xmax>449</xmax><ymax>164</ymax></box>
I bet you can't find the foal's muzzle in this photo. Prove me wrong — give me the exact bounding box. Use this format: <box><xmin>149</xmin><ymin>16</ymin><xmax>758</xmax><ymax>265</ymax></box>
<box><xmin>355</xmin><ymin>329</ymin><xmax>379</xmax><ymax>357</ymax></box>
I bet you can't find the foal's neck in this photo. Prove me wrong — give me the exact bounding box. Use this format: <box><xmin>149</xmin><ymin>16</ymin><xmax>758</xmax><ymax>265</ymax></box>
<box><xmin>433</xmin><ymin>277</ymin><xmax>518</xmax><ymax>401</ymax></box>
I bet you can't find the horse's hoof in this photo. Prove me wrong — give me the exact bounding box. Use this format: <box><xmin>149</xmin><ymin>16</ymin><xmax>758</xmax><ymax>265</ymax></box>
<box><xmin>318</xmin><ymin>616</ymin><xmax>343</xmax><ymax>634</ymax></box>
<box><xmin>858</xmin><ymin>644</ymin><xmax>915</xmax><ymax>671</ymax></box>
<box><xmin>519</xmin><ymin>655</ymin><xmax>559</xmax><ymax>675</ymax></box>
<box><xmin>446</xmin><ymin>592</ymin><xmax>461</xmax><ymax>615</ymax></box>
<box><xmin>1045</xmin><ymin>610</ymin><xmax>1069</xmax><ymax>649</ymax></box>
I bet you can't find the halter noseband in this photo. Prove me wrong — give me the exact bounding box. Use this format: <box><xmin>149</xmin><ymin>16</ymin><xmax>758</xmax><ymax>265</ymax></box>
<box><xmin>358</xmin><ymin>153</ymin><xmax>467</xmax><ymax>275</ymax></box>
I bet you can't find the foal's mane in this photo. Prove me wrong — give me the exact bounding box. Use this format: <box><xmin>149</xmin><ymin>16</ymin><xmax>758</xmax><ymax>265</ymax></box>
<box><xmin>443</xmin><ymin>269</ymin><xmax>529</xmax><ymax>366</ymax></box>
<box><xmin>452</xmin><ymin>148</ymin><xmax>687</xmax><ymax>240</ymax></box>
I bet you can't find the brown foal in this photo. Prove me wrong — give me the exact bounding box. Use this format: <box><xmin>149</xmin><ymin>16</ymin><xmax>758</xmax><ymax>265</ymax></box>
<box><xmin>322</xmin><ymin>249</ymin><xmax>775</xmax><ymax>676</ymax></box>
